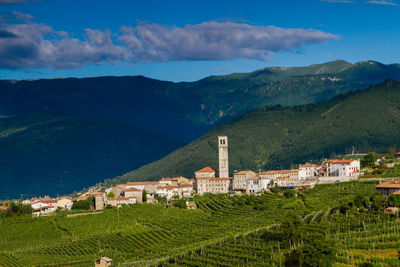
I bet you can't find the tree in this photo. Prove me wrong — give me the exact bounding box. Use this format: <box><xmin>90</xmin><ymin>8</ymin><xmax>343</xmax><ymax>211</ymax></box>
<box><xmin>284</xmin><ymin>189</ymin><xmax>296</xmax><ymax>198</ymax></box>
<box><xmin>388</xmin><ymin>147</ymin><xmax>396</xmax><ymax>158</ymax></box>
<box><xmin>372</xmin><ymin>195</ymin><xmax>387</xmax><ymax>211</ymax></box>
<box><xmin>142</xmin><ymin>189</ymin><xmax>147</xmax><ymax>203</ymax></box>
<box><xmin>72</xmin><ymin>200</ymin><xmax>91</xmax><ymax>210</ymax></box>
<box><xmin>285</xmin><ymin>232</ymin><xmax>336</xmax><ymax>267</ymax></box>
<box><xmin>107</xmin><ymin>191</ymin><xmax>115</xmax><ymax>198</ymax></box>
<box><xmin>354</xmin><ymin>195</ymin><xmax>366</xmax><ymax>208</ymax></box>
<box><xmin>280</xmin><ymin>215</ymin><xmax>303</xmax><ymax>248</ymax></box>
<box><xmin>361</xmin><ymin>152</ymin><xmax>378</xmax><ymax>168</ymax></box>
<box><xmin>173</xmin><ymin>199</ymin><xmax>186</xmax><ymax>209</ymax></box>
<box><xmin>389</xmin><ymin>194</ymin><xmax>400</xmax><ymax>207</ymax></box>
<box><xmin>1</xmin><ymin>202</ymin><xmax>33</xmax><ymax>218</ymax></box>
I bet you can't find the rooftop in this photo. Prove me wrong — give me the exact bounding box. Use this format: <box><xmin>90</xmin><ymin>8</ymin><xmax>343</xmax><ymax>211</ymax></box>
<box><xmin>195</xmin><ymin>166</ymin><xmax>218</xmax><ymax>173</ymax></box>
<box><xmin>376</xmin><ymin>181</ymin><xmax>400</xmax><ymax>189</ymax></box>
<box><xmin>325</xmin><ymin>159</ymin><xmax>356</xmax><ymax>164</ymax></box>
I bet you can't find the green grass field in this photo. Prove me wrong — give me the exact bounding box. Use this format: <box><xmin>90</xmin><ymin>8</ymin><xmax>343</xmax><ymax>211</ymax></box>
<box><xmin>1</xmin><ymin>180</ymin><xmax>398</xmax><ymax>266</ymax></box>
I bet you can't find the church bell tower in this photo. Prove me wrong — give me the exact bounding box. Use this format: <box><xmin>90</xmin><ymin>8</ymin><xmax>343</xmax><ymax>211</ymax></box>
<box><xmin>218</xmin><ymin>136</ymin><xmax>229</xmax><ymax>178</ymax></box>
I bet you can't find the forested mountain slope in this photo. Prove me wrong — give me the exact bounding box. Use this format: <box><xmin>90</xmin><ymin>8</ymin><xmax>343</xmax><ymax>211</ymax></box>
<box><xmin>111</xmin><ymin>80</ymin><xmax>400</xmax><ymax>185</ymax></box>
<box><xmin>0</xmin><ymin>112</ymin><xmax>183</xmax><ymax>199</ymax></box>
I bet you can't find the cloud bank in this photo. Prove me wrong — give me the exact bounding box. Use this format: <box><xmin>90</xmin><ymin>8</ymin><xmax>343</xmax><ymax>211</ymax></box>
<box><xmin>0</xmin><ymin>20</ymin><xmax>338</xmax><ymax>69</ymax></box>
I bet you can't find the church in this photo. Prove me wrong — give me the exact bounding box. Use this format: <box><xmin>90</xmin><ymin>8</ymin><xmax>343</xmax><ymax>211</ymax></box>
<box><xmin>194</xmin><ymin>136</ymin><xmax>232</xmax><ymax>195</ymax></box>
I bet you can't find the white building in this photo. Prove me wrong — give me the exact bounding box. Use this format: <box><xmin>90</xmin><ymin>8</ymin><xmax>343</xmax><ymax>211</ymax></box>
<box><xmin>299</xmin><ymin>163</ymin><xmax>319</xmax><ymax>178</ymax></box>
<box><xmin>247</xmin><ymin>177</ymin><xmax>270</xmax><ymax>194</ymax></box>
<box><xmin>259</xmin><ymin>169</ymin><xmax>307</xmax><ymax>186</ymax></box>
<box><xmin>319</xmin><ymin>159</ymin><xmax>360</xmax><ymax>183</ymax></box>
<box><xmin>156</xmin><ymin>184</ymin><xmax>194</xmax><ymax>200</ymax></box>
<box><xmin>233</xmin><ymin>170</ymin><xmax>257</xmax><ymax>190</ymax></box>
<box><xmin>31</xmin><ymin>202</ymin><xmax>56</xmax><ymax>216</ymax></box>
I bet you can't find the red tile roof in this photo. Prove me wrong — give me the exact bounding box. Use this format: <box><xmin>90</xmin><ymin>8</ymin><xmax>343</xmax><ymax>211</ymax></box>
<box><xmin>300</xmin><ymin>163</ymin><xmax>318</xmax><ymax>168</ymax></box>
<box><xmin>126</xmin><ymin>181</ymin><xmax>159</xmax><ymax>185</ymax></box>
<box><xmin>325</xmin><ymin>159</ymin><xmax>355</xmax><ymax>164</ymax></box>
<box><xmin>195</xmin><ymin>167</ymin><xmax>218</xmax><ymax>173</ymax></box>
<box><xmin>376</xmin><ymin>181</ymin><xmax>400</xmax><ymax>189</ymax></box>
<box><xmin>124</xmin><ymin>188</ymin><xmax>142</xmax><ymax>192</ymax></box>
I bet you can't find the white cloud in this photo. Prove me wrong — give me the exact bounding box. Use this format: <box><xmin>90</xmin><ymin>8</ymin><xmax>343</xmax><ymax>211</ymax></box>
<box><xmin>0</xmin><ymin>21</ymin><xmax>338</xmax><ymax>69</ymax></box>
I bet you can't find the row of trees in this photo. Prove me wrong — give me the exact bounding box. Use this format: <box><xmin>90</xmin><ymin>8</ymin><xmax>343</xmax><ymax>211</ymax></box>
<box><xmin>261</xmin><ymin>215</ymin><xmax>336</xmax><ymax>266</ymax></box>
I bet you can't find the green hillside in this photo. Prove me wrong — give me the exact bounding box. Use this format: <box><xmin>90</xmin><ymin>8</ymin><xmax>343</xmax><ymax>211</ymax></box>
<box><xmin>0</xmin><ymin>112</ymin><xmax>183</xmax><ymax>199</ymax></box>
<box><xmin>0</xmin><ymin>181</ymin><xmax>387</xmax><ymax>266</ymax></box>
<box><xmin>111</xmin><ymin>80</ymin><xmax>400</xmax><ymax>185</ymax></box>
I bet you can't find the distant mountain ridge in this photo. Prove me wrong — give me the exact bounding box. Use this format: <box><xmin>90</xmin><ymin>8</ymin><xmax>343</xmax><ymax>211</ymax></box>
<box><xmin>109</xmin><ymin>79</ymin><xmax>400</xmax><ymax>186</ymax></box>
<box><xmin>1</xmin><ymin>60</ymin><xmax>400</xmax><ymax>142</ymax></box>
<box><xmin>2</xmin><ymin>60</ymin><xmax>400</xmax><ymax>198</ymax></box>
<box><xmin>0</xmin><ymin>111</ymin><xmax>183</xmax><ymax>199</ymax></box>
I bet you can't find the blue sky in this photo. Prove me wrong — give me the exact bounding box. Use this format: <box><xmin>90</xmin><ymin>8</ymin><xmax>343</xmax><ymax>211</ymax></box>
<box><xmin>0</xmin><ymin>0</ymin><xmax>399</xmax><ymax>81</ymax></box>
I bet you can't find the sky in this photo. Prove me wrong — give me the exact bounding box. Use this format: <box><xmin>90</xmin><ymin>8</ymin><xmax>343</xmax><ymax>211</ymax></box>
<box><xmin>0</xmin><ymin>0</ymin><xmax>399</xmax><ymax>81</ymax></box>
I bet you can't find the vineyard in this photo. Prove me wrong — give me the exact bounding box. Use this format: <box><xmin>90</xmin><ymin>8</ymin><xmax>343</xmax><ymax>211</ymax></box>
<box><xmin>1</xmin><ymin>180</ymin><xmax>398</xmax><ymax>266</ymax></box>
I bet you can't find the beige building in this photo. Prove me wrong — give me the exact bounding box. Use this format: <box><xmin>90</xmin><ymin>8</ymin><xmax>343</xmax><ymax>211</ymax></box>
<box><xmin>233</xmin><ymin>170</ymin><xmax>257</xmax><ymax>190</ymax></box>
<box><xmin>159</xmin><ymin>176</ymin><xmax>190</xmax><ymax>186</ymax></box>
<box><xmin>123</xmin><ymin>187</ymin><xmax>143</xmax><ymax>202</ymax></box>
<box><xmin>299</xmin><ymin>163</ymin><xmax>319</xmax><ymax>178</ymax></box>
<box><xmin>95</xmin><ymin>257</ymin><xmax>112</xmax><ymax>267</ymax></box>
<box><xmin>156</xmin><ymin>184</ymin><xmax>194</xmax><ymax>200</ymax></box>
<box><xmin>56</xmin><ymin>197</ymin><xmax>73</xmax><ymax>210</ymax></box>
<box><xmin>106</xmin><ymin>196</ymin><xmax>136</xmax><ymax>207</ymax></box>
<box><xmin>125</xmin><ymin>181</ymin><xmax>158</xmax><ymax>201</ymax></box>
<box><xmin>194</xmin><ymin>166</ymin><xmax>218</xmax><ymax>179</ymax></box>
<box><xmin>259</xmin><ymin>169</ymin><xmax>307</xmax><ymax>186</ymax></box>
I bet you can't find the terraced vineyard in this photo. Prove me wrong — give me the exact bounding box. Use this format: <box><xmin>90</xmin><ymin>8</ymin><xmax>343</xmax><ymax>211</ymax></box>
<box><xmin>1</xmin><ymin>180</ymin><xmax>396</xmax><ymax>266</ymax></box>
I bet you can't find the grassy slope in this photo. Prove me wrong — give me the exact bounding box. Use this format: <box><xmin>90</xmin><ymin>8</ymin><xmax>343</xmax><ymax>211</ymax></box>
<box><xmin>0</xmin><ymin>112</ymin><xmax>183</xmax><ymax>199</ymax></box>
<box><xmin>0</xmin><ymin>181</ymin><xmax>379</xmax><ymax>266</ymax></box>
<box><xmin>111</xmin><ymin>80</ymin><xmax>400</xmax><ymax>185</ymax></box>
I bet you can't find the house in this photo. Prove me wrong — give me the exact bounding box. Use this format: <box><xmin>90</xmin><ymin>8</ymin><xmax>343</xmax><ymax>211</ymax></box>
<box><xmin>384</xmin><ymin>207</ymin><xmax>399</xmax><ymax>214</ymax></box>
<box><xmin>247</xmin><ymin>177</ymin><xmax>270</xmax><ymax>194</ymax></box>
<box><xmin>194</xmin><ymin>167</ymin><xmax>232</xmax><ymax>195</ymax></box>
<box><xmin>233</xmin><ymin>170</ymin><xmax>257</xmax><ymax>190</ymax></box>
<box><xmin>156</xmin><ymin>184</ymin><xmax>194</xmax><ymax>200</ymax></box>
<box><xmin>299</xmin><ymin>163</ymin><xmax>319</xmax><ymax>177</ymax></box>
<box><xmin>125</xmin><ymin>181</ymin><xmax>159</xmax><ymax>202</ymax></box>
<box><xmin>195</xmin><ymin>177</ymin><xmax>232</xmax><ymax>195</ymax></box>
<box><xmin>325</xmin><ymin>159</ymin><xmax>360</xmax><ymax>177</ymax></box>
<box><xmin>194</xmin><ymin>167</ymin><xmax>218</xmax><ymax>179</ymax></box>
<box><xmin>31</xmin><ymin>201</ymin><xmax>56</xmax><ymax>216</ymax></box>
<box><xmin>106</xmin><ymin>197</ymin><xmax>136</xmax><ymax>207</ymax></box>
<box><xmin>95</xmin><ymin>257</ymin><xmax>112</xmax><ymax>267</ymax></box>
<box><xmin>259</xmin><ymin>169</ymin><xmax>307</xmax><ymax>186</ymax></box>
<box><xmin>123</xmin><ymin>187</ymin><xmax>143</xmax><ymax>202</ymax></box>
<box><xmin>57</xmin><ymin>197</ymin><xmax>73</xmax><ymax>210</ymax></box>
<box><xmin>159</xmin><ymin>176</ymin><xmax>190</xmax><ymax>186</ymax></box>
<box><xmin>375</xmin><ymin>180</ymin><xmax>400</xmax><ymax>195</ymax></box>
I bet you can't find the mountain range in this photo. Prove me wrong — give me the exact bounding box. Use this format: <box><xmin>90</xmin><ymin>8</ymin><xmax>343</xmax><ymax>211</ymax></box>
<box><xmin>110</xmin><ymin>79</ymin><xmax>400</xmax><ymax>186</ymax></box>
<box><xmin>1</xmin><ymin>60</ymin><xmax>400</xmax><ymax>198</ymax></box>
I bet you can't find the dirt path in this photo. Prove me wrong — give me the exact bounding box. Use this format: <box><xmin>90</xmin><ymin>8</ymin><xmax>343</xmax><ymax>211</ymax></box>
<box><xmin>66</xmin><ymin>211</ymin><xmax>103</xmax><ymax>218</ymax></box>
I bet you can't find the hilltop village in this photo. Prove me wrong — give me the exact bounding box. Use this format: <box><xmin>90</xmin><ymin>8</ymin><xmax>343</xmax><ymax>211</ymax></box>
<box><xmin>15</xmin><ymin>136</ymin><xmax>368</xmax><ymax>215</ymax></box>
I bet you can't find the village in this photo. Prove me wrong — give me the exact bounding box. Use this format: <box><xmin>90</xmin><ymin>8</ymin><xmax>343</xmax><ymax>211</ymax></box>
<box><xmin>11</xmin><ymin>135</ymin><xmax>384</xmax><ymax>216</ymax></box>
